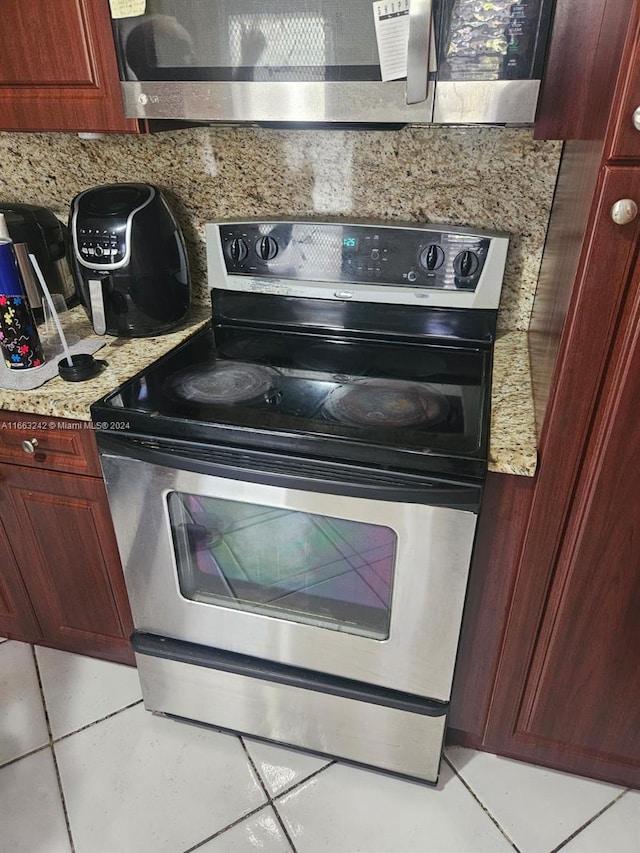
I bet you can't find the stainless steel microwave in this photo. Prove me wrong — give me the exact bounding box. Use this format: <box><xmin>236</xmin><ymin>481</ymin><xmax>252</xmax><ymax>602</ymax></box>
<box><xmin>108</xmin><ymin>0</ymin><xmax>556</xmax><ymax>126</ymax></box>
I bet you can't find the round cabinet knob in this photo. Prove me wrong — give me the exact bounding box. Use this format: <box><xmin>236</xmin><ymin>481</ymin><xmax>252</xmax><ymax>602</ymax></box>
<box><xmin>632</xmin><ymin>106</ymin><xmax>640</xmax><ymax>131</ymax></box>
<box><xmin>21</xmin><ymin>438</ymin><xmax>38</xmax><ymax>455</ymax></box>
<box><xmin>453</xmin><ymin>250</ymin><xmax>480</xmax><ymax>278</ymax></box>
<box><xmin>256</xmin><ymin>236</ymin><xmax>278</xmax><ymax>261</ymax></box>
<box><xmin>226</xmin><ymin>238</ymin><xmax>249</xmax><ymax>263</ymax></box>
<box><xmin>610</xmin><ymin>199</ymin><xmax>638</xmax><ymax>226</ymax></box>
<box><xmin>419</xmin><ymin>244</ymin><xmax>445</xmax><ymax>272</ymax></box>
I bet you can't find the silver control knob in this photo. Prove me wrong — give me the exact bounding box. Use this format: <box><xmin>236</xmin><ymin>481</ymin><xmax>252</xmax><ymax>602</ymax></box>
<box><xmin>453</xmin><ymin>250</ymin><xmax>480</xmax><ymax>278</ymax></box>
<box><xmin>610</xmin><ymin>199</ymin><xmax>638</xmax><ymax>225</ymax></box>
<box><xmin>419</xmin><ymin>244</ymin><xmax>445</xmax><ymax>271</ymax></box>
<box><xmin>256</xmin><ymin>236</ymin><xmax>278</xmax><ymax>261</ymax></box>
<box><xmin>21</xmin><ymin>438</ymin><xmax>38</xmax><ymax>455</ymax></box>
<box><xmin>632</xmin><ymin>106</ymin><xmax>640</xmax><ymax>131</ymax></box>
<box><xmin>227</xmin><ymin>238</ymin><xmax>249</xmax><ymax>263</ymax></box>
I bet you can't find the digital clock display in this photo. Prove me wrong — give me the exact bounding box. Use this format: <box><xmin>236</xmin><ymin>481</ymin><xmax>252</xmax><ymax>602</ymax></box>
<box><xmin>342</xmin><ymin>236</ymin><xmax>358</xmax><ymax>249</ymax></box>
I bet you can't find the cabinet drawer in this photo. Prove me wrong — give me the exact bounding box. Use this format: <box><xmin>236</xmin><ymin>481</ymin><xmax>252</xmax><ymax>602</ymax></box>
<box><xmin>0</xmin><ymin>411</ymin><xmax>101</xmax><ymax>476</ymax></box>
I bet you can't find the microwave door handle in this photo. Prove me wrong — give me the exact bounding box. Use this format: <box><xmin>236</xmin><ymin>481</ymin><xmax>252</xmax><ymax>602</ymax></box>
<box><xmin>406</xmin><ymin>0</ymin><xmax>433</xmax><ymax>105</ymax></box>
<box><xmin>88</xmin><ymin>278</ymin><xmax>107</xmax><ymax>336</ymax></box>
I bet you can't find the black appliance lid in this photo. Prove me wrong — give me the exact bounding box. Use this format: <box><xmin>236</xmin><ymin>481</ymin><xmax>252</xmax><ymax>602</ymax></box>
<box><xmin>76</xmin><ymin>184</ymin><xmax>154</xmax><ymax>217</ymax></box>
<box><xmin>0</xmin><ymin>203</ymin><xmax>66</xmax><ymax>261</ymax></box>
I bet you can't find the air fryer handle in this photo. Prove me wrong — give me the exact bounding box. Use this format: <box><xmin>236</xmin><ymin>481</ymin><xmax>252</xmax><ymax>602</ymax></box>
<box><xmin>88</xmin><ymin>279</ymin><xmax>107</xmax><ymax>335</ymax></box>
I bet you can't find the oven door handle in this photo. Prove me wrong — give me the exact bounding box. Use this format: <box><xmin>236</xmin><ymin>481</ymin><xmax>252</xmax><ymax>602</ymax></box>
<box><xmin>96</xmin><ymin>432</ymin><xmax>482</xmax><ymax>511</ymax></box>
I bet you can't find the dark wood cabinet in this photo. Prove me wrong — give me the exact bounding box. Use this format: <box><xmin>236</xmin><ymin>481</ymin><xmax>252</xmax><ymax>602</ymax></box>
<box><xmin>513</xmin><ymin>263</ymin><xmax>640</xmax><ymax>772</ymax></box>
<box><xmin>0</xmin><ymin>0</ymin><xmax>140</xmax><ymax>133</ymax></box>
<box><xmin>605</xmin><ymin>13</ymin><xmax>640</xmax><ymax>162</ymax></box>
<box><xmin>451</xmin><ymin>1</ymin><xmax>640</xmax><ymax>789</ymax></box>
<box><xmin>0</xmin><ymin>412</ymin><xmax>134</xmax><ymax>665</ymax></box>
<box><xmin>0</xmin><ymin>522</ymin><xmax>41</xmax><ymax>640</ymax></box>
<box><xmin>477</xmin><ymin>176</ymin><xmax>640</xmax><ymax>786</ymax></box>
<box><xmin>534</xmin><ymin>0</ymin><xmax>635</xmax><ymax>141</ymax></box>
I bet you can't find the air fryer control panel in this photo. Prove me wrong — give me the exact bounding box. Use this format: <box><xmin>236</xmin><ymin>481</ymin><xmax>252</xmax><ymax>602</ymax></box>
<box><xmin>76</xmin><ymin>222</ymin><xmax>127</xmax><ymax>267</ymax></box>
<box><xmin>71</xmin><ymin>183</ymin><xmax>156</xmax><ymax>272</ymax></box>
<box><xmin>219</xmin><ymin>222</ymin><xmax>492</xmax><ymax>292</ymax></box>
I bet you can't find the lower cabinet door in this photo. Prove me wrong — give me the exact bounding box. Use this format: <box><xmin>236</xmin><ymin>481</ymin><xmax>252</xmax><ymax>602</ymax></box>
<box><xmin>0</xmin><ymin>462</ymin><xmax>134</xmax><ymax>665</ymax></box>
<box><xmin>505</xmin><ymin>254</ymin><xmax>640</xmax><ymax>785</ymax></box>
<box><xmin>0</xmin><ymin>520</ymin><xmax>41</xmax><ymax>641</ymax></box>
<box><xmin>482</xmin><ymin>172</ymin><xmax>640</xmax><ymax>788</ymax></box>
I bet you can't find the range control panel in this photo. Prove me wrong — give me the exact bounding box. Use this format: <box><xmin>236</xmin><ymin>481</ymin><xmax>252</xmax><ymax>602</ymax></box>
<box><xmin>75</xmin><ymin>221</ymin><xmax>127</xmax><ymax>268</ymax></box>
<box><xmin>219</xmin><ymin>222</ymin><xmax>492</xmax><ymax>292</ymax></box>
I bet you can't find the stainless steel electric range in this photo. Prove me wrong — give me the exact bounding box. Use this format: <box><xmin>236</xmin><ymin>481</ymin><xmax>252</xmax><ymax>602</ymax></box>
<box><xmin>92</xmin><ymin>219</ymin><xmax>509</xmax><ymax>784</ymax></box>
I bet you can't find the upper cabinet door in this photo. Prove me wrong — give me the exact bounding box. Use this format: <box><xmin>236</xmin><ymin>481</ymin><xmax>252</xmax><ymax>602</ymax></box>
<box><xmin>605</xmin><ymin>11</ymin><xmax>640</xmax><ymax>161</ymax></box>
<box><xmin>534</xmin><ymin>0</ymin><xmax>635</xmax><ymax>140</ymax></box>
<box><xmin>0</xmin><ymin>0</ymin><xmax>140</xmax><ymax>132</ymax></box>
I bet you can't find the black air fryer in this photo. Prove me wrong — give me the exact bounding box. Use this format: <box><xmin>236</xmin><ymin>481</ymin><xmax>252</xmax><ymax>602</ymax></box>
<box><xmin>69</xmin><ymin>183</ymin><xmax>190</xmax><ymax>337</ymax></box>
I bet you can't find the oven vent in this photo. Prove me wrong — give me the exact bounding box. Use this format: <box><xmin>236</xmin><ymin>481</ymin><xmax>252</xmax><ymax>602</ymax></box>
<box><xmin>115</xmin><ymin>435</ymin><xmax>480</xmax><ymax>509</ymax></box>
<box><xmin>140</xmin><ymin>435</ymin><xmax>436</xmax><ymax>487</ymax></box>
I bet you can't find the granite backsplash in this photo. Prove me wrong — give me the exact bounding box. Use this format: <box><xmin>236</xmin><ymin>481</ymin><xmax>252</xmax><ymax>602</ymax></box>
<box><xmin>0</xmin><ymin>126</ymin><xmax>561</xmax><ymax>331</ymax></box>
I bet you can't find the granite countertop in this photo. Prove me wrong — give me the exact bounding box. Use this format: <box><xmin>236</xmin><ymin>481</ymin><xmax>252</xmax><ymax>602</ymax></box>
<box><xmin>0</xmin><ymin>311</ymin><xmax>538</xmax><ymax>477</ymax></box>
<box><xmin>489</xmin><ymin>330</ymin><xmax>538</xmax><ymax>476</ymax></box>
<box><xmin>0</xmin><ymin>305</ymin><xmax>211</xmax><ymax>420</ymax></box>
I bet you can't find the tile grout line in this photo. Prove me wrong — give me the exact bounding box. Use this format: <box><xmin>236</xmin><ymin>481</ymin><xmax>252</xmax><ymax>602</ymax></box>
<box><xmin>0</xmin><ymin>742</ymin><xmax>51</xmax><ymax>772</ymax></box>
<box><xmin>30</xmin><ymin>645</ymin><xmax>76</xmax><ymax>853</ymax></box>
<box><xmin>180</xmin><ymin>733</ymin><xmax>315</xmax><ymax>853</ymax></box>
<box><xmin>181</xmin><ymin>802</ymin><xmax>274</xmax><ymax>853</ymax></box>
<box><xmin>239</xmin><ymin>736</ymin><xmax>300</xmax><ymax>853</ymax></box>
<box><xmin>180</xmin><ymin>734</ymin><xmax>340</xmax><ymax>853</ymax></box>
<box><xmin>51</xmin><ymin>697</ymin><xmax>144</xmax><ymax>745</ymax></box>
<box><xmin>443</xmin><ymin>753</ymin><xmax>524</xmax><ymax>853</ymax></box>
<box><xmin>272</xmin><ymin>759</ymin><xmax>338</xmax><ymax>802</ymax></box>
<box><xmin>549</xmin><ymin>788</ymin><xmax>630</xmax><ymax>853</ymax></box>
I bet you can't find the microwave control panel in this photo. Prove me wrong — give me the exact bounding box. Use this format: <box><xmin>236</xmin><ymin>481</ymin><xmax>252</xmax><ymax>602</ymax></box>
<box><xmin>218</xmin><ymin>221</ymin><xmax>493</xmax><ymax>292</ymax></box>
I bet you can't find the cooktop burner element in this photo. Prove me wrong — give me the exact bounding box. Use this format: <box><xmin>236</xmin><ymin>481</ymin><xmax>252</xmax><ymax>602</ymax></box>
<box><xmin>169</xmin><ymin>361</ymin><xmax>281</xmax><ymax>406</ymax></box>
<box><xmin>322</xmin><ymin>380</ymin><xmax>449</xmax><ymax>428</ymax></box>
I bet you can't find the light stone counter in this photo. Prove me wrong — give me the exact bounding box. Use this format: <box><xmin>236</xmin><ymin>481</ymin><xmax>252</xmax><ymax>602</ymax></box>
<box><xmin>489</xmin><ymin>330</ymin><xmax>537</xmax><ymax>476</ymax></box>
<box><xmin>0</xmin><ymin>305</ymin><xmax>211</xmax><ymax>421</ymax></box>
<box><xmin>0</xmin><ymin>309</ymin><xmax>537</xmax><ymax>477</ymax></box>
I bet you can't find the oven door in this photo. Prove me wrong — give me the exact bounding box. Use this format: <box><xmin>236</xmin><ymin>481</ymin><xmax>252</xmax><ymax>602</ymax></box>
<box><xmin>98</xmin><ymin>432</ymin><xmax>479</xmax><ymax>703</ymax></box>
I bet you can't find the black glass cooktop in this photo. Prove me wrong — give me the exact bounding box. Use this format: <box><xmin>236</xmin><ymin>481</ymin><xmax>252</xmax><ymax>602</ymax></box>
<box><xmin>92</xmin><ymin>323</ymin><xmax>492</xmax><ymax>480</ymax></box>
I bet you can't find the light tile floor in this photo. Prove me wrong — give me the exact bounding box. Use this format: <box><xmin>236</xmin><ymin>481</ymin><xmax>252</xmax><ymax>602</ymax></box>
<box><xmin>1</xmin><ymin>638</ymin><xmax>638</xmax><ymax>853</ymax></box>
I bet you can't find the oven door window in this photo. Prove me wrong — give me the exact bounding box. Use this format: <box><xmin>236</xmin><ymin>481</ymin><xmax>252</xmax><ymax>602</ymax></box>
<box><xmin>167</xmin><ymin>492</ymin><xmax>396</xmax><ymax>640</ymax></box>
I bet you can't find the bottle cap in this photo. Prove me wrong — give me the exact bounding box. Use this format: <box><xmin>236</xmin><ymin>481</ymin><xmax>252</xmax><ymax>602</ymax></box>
<box><xmin>57</xmin><ymin>353</ymin><xmax>107</xmax><ymax>382</ymax></box>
